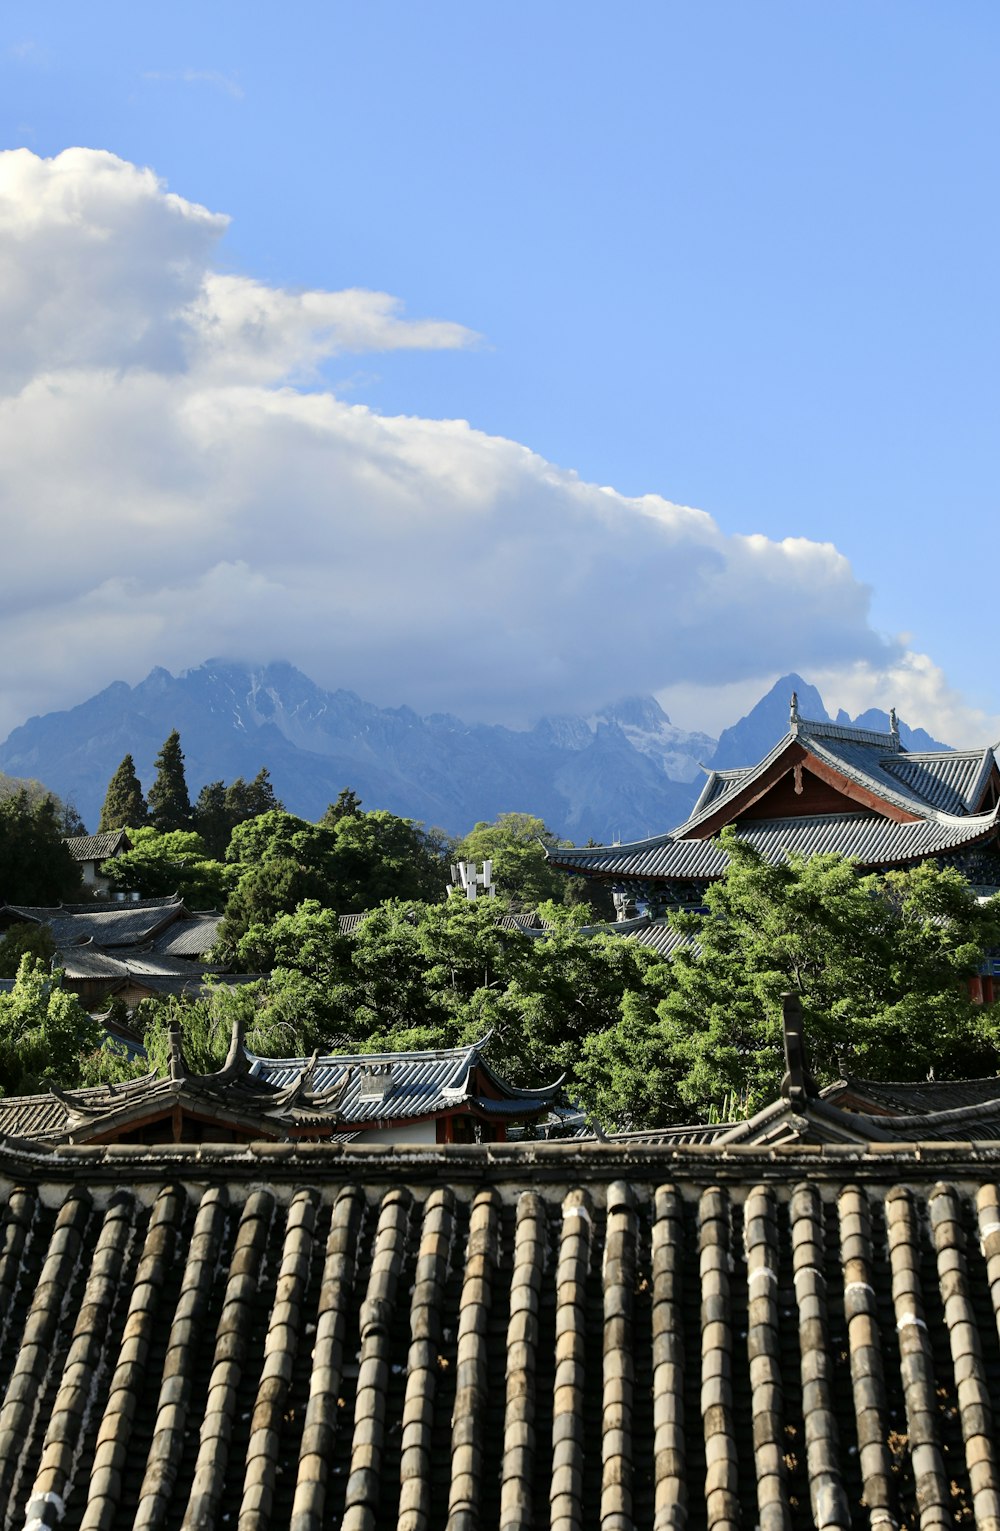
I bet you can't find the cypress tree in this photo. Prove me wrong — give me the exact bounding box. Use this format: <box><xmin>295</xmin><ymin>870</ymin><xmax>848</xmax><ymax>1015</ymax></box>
<box><xmin>193</xmin><ymin>780</ymin><xmax>229</xmax><ymax>859</ymax></box>
<box><xmin>147</xmin><ymin>730</ymin><xmax>193</xmax><ymax>831</ymax></box>
<box><xmin>98</xmin><ymin>754</ymin><xmax>148</xmax><ymax>832</ymax></box>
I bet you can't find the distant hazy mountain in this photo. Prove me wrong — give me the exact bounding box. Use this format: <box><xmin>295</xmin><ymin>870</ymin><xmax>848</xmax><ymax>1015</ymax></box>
<box><xmin>707</xmin><ymin>672</ymin><xmax>949</xmax><ymax>772</ymax></box>
<box><xmin>0</xmin><ymin>661</ymin><xmax>713</xmax><ymax>842</ymax></box>
<box><xmin>0</xmin><ymin>661</ymin><xmax>952</xmax><ymax>843</ymax></box>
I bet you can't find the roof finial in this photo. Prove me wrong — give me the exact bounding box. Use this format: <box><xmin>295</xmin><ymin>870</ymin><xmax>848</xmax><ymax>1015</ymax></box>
<box><xmin>889</xmin><ymin>706</ymin><xmax>899</xmax><ymax>741</ymax></box>
<box><xmin>168</xmin><ymin>1018</ymin><xmax>185</xmax><ymax>1082</ymax></box>
<box><xmin>789</xmin><ymin>691</ymin><xmax>800</xmax><ymax>732</ymax></box>
<box><xmin>219</xmin><ymin>1011</ymin><xmax>248</xmax><ymax>1077</ymax></box>
<box><xmin>780</xmin><ymin>993</ymin><xmax>817</xmax><ymax>1106</ymax></box>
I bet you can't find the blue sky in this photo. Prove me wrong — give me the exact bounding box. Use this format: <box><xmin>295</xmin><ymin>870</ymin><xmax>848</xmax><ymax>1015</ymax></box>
<box><xmin>1</xmin><ymin>4</ymin><xmax>998</xmax><ymax>740</ymax></box>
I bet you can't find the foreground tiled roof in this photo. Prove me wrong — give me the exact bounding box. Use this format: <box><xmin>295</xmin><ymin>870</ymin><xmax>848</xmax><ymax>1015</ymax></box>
<box><xmin>1</xmin><ymin>1136</ymin><xmax>1000</xmax><ymax>1528</ymax></box>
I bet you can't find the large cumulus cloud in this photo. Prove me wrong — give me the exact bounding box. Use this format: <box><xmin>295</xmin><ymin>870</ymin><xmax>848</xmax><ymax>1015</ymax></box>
<box><xmin>0</xmin><ymin>146</ymin><xmax>968</xmax><ymax>741</ymax></box>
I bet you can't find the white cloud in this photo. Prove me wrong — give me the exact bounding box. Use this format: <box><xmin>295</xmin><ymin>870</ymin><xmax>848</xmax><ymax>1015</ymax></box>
<box><xmin>0</xmin><ymin>147</ymin><xmax>976</xmax><ymax>745</ymax></box>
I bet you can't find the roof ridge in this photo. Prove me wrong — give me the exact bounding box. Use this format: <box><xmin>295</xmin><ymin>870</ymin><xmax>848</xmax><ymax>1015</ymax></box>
<box><xmin>798</xmin><ymin>716</ymin><xmax>902</xmax><ymax>749</ymax></box>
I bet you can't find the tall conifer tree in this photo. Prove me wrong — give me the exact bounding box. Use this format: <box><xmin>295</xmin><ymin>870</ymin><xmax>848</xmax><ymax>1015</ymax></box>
<box><xmin>147</xmin><ymin>730</ymin><xmax>193</xmax><ymax>831</ymax></box>
<box><xmin>98</xmin><ymin>754</ymin><xmax>148</xmax><ymax>832</ymax></box>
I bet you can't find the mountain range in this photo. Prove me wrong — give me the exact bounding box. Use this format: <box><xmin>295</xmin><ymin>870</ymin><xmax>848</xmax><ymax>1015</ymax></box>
<box><xmin>0</xmin><ymin>661</ymin><xmax>949</xmax><ymax>843</ymax></box>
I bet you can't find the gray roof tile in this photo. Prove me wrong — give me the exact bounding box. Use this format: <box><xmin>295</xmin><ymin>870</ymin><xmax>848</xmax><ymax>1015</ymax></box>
<box><xmin>0</xmin><ymin>1139</ymin><xmax>996</xmax><ymax>1526</ymax></box>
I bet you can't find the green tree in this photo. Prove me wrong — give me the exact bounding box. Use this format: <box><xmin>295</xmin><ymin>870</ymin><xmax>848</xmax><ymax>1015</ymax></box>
<box><xmin>0</xmin><ymin>955</ymin><xmax>101</xmax><ymax>1093</ymax></box>
<box><xmin>322</xmin><ymin>787</ymin><xmax>363</xmax><ymax>824</ymax></box>
<box><xmin>0</xmin><ymin>922</ymin><xmax>56</xmax><ymax>978</ymax></box>
<box><xmin>192</xmin><ymin>781</ymin><xmax>229</xmax><ymax>860</ymax></box>
<box><xmin>575</xmin><ymin>830</ymin><xmax>1000</xmax><ymax>1129</ymax></box>
<box><xmin>453</xmin><ymin>812</ymin><xmax>613</xmax><ymax>917</ymax></box>
<box><xmin>147</xmin><ymin>730</ymin><xmax>192</xmax><ymax>832</ymax></box>
<box><xmin>454</xmin><ymin>813</ymin><xmax>566</xmax><ymax>909</ymax></box>
<box><xmin>194</xmin><ymin>769</ymin><xmax>285</xmax><ymax>859</ymax></box>
<box><xmin>102</xmin><ymin>826</ymin><xmax>234</xmax><ymax>908</ymax></box>
<box><xmin>0</xmin><ymin>790</ymin><xmax>82</xmax><ymax>904</ymax></box>
<box><xmin>327</xmin><ymin>810</ymin><xmax>450</xmax><ymax>910</ymax></box>
<box><xmin>98</xmin><ymin>754</ymin><xmax>148</xmax><ymax>832</ymax></box>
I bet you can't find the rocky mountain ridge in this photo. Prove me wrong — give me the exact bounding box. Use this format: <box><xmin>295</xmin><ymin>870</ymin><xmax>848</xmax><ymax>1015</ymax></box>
<box><xmin>0</xmin><ymin>661</ymin><xmax>949</xmax><ymax>843</ymax></box>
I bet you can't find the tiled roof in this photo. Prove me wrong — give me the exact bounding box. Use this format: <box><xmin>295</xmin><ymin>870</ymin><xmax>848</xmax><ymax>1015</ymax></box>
<box><xmin>253</xmin><ymin>1036</ymin><xmax>560</xmax><ymax>1125</ymax></box>
<box><xmin>337</xmin><ymin>911</ymin><xmax>373</xmax><ymax>934</ymax></box>
<box><xmin>826</xmin><ymin>1073</ymin><xmax>1000</xmax><ymax>1115</ymax></box>
<box><xmin>881</xmin><ymin>749</ymin><xmax>996</xmax><ymax>814</ymax></box>
<box><xmin>4</xmin><ymin>894</ymin><xmax>186</xmax><ymax>949</ymax></box>
<box><xmin>56</xmin><ymin>947</ymin><xmax>130</xmax><ymax>980</ymax></box>
<box><xmin>0</xmin><ymin>1023</ymin><xmax>351</xmax><ymax>1144</ymax></box>
<box><xmin>625</xmin><ymin>919</ymin><xmax>697</xmax><ymax>959</ymax></box>
<box><xmin>150</xmin><ymin>911</ymin><xmax>222</xmax><ymax>956</ymax></box>
<box><xmin>0</xmin><ymin>1138</ymin><xmax>999</xmax><ymax>1527</ymax></box>
<box><xmin>63</xmin><ymin>829</ymin><xmax>131</xmax><ymax>862</ymax></box>
<box><xmin>550</xmin><ymin>809</ymin><xmax>1000</xmax><ymax>880</ymax></box>
<box><xmin>54</xmin><ymin>942</ymin><xmax>228</xmax><ymax>984</ymax></box>
<box><xmin>0</xmin><ymin>1033</ymin><xmax>558</xmax><ymax>1143</ymax></box>
<box><xmin>551</xmin><ymin>717</ymin><xmax>1000</xmax><ymax>886</ymax></box>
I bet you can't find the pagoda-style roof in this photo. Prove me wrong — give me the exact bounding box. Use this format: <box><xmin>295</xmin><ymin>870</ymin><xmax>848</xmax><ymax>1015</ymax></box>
<box><xmin>0</xmin><ymin>1018</ymin><xmax>350</xmax><ymax>1145</ymax></box>
<box><xmin>254</xmin><ymin>1035</ymin><xmax>562</xmax><ymax>1131</ymax></box>
<box><xmin>549</xmin><ymin>707</ymin><xmax>1000</xmax><ymax>890</ymax></box>
<box><xmin>0</xmin><ymin>1031</ymin><xmax>561</xmax><ymax>1146</ymax></box>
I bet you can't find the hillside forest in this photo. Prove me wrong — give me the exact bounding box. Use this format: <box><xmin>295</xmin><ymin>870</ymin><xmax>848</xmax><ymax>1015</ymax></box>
<box><xmin>2</xmin><ymin>731</ymin><xmax>1000</xmax><ymax>1130</ymax></box>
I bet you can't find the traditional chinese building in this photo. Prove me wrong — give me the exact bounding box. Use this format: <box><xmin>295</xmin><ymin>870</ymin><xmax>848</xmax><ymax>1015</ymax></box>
<box><xmin>0</xmin><ymin>893</ymin><xmax>233</xmax><ymax>1008</ymax></box>
<box><xmin>63</xmin><ymin>829</ymin><xmax>132</xmax><ymax>894</ymax></box>
<box><xmin>548</xmin><ymin>697</ymin><xmax>1000</xmax><ymax>911</ymax></box>
<box><xmin>0</xmin><ymin>1023</ymin><xmax>561</xmax><ymax>1147</ymax></box>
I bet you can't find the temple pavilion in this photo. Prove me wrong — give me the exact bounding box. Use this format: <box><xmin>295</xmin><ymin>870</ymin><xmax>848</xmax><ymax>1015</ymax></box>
<box><xmin>548</xmin><ymin>695</ymin><xmax>1000</xmax><ymax>910</ymax></box>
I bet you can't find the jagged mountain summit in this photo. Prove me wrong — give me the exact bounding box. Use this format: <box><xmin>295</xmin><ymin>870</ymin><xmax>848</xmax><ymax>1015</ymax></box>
<box><xmin>0</xmin><ymin>661</ymin><xmax>951</xmax><ymax>842</ymax></box>
<box><xmin>0</xmin><ymin>661</ymin><xmax>711</xmax><ymax>842</ymax></box>
<box><xmin>709</xmin><ymin>672</ymin><xmax>948</xmax><ymax>772</ymax></box>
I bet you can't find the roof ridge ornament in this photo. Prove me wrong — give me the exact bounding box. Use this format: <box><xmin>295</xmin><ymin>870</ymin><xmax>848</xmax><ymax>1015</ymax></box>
<box><xmin>890</xmin><ymin>706</ymin><xmax>900</xmax><ymax>744</ymax></box>
<box><xmin>780</xmin><ymin>992</ymin><xmax>818</xmax><ymax>1106</ymax></box>
<box><xmin>789</xmin><ymin>692</ymin><xmax>800</xmax><ymax>733</ymax></box>
<box><xmin>168</xmin><ymin>1019</ymin><xmax>185</xmax><ymax>1082</ymax></box>
<box><xmin>218</xmin><ymin>1012</ymin><xmax>249</xmax><ymax>1079</ymax></box>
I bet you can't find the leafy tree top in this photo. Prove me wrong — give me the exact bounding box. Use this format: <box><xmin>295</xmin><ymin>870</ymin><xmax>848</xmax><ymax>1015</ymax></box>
<box><xmin>98</xmin><ymin>753</ymin><xmax>148</xmax><ymax>832</ymax></box>
<box><xmin>147</xmin><ymin>730</ymin><xmax>192</xmax><ymax>832</ymax></box>
<box><xmin>102</xmin><ymin>825</ymin><xmax>234</xmax><ymax>909</ymax></box>
<box><xmin>454</xmin><ymin>812</ymin><xmax>573</xmax><ymax>910</ymax></box>
<box><xmin>0</xmin><ymin>955</ymin><xmax>100</xmax><ymax>1094</ymax></box>
<box><xmin>576</xmin><ymin>829</ymin><xmax>1000</xmax><ymax>1129</ymax></box>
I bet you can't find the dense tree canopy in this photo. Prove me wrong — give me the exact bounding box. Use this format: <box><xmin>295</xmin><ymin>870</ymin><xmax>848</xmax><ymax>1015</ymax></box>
<box><xmin>215</xmin><ymin>806</ymin><xmax>451</xmax><ymax>957</ymax></box>
<box><xmin>453</xmin><ymin>813</ymin><xmax>568</xmax><ymax>909</ymax></box>
<box><xmin>102</xmin><ymin>826</ymin><xmax>234</xmax><ymax>909</ymax></box>
<box><xmin>575</xmin><ymin>830</ymin><xmax>1000</xmax><ymax>1128</ymax></box>
<box><xmin>0</xmin><ymin>790</ymin><xmax>82</xmax><ymax>905</ymax></box>
<box><xmin>0</xmin><ymin>956</ymin><xmax>100</xmax><ymax>1094</ymax></box>
<box><xmin>193</xmin><ymin>768</ymin><xmax>283</xmax><ymax>858</ymax></box>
